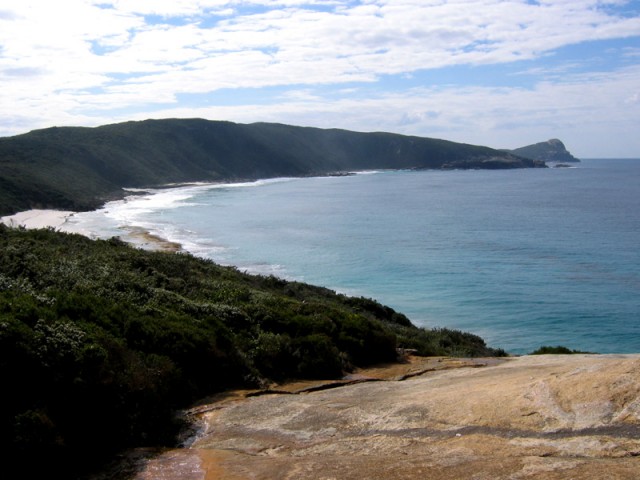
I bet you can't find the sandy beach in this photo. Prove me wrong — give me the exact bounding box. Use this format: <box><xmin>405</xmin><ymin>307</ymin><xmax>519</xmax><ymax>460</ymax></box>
<box><xmin>2</xmin><ymin>209</ymin><xmax>182</xmax><ymax>253</ymax></box>
<box><xmin>1</xmin><ymin>209</ymin><xmax>75</xmax><ymax>229</ymax></box>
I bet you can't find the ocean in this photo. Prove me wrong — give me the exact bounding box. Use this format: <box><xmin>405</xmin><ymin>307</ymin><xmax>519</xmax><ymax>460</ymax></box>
<box><xmin>63</xmin><ymin>159</ymin><xmax>640</xmax><ymax>355</ymax></box>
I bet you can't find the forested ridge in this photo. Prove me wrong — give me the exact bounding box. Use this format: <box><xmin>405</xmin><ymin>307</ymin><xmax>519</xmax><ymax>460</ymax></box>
<box><xmin>0</xmin><ymin>118</ymin><xmax>545</xmax><ymax>216</ymax></box>
<box><xmin>0</xmin><ymin>225</ymin><xmax>504</xmax><ymax>478</ymax></box>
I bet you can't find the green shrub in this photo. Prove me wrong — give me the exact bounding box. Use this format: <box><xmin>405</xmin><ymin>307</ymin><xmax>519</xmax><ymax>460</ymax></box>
<box><xmin>292</xmin><ymin>334</ymin><xmax>344</xmax><ymax>378</ymax></box>
<box><xmin>530</xmin><ymin>345</ymin><xmax>591</xmax><ymax>355</ymax></box>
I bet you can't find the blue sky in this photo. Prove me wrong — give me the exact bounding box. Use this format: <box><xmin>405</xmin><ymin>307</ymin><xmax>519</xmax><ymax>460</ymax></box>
<box><xmin>1</xmin><ymin>1</ymin><xmax>639</xmax><ymax>157</ymax></box>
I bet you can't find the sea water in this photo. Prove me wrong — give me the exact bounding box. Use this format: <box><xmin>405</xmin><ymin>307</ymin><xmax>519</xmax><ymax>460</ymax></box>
<box><xmin>63</xmin><ymin>159</ymin><xmax>640</xmax><ymax>355</ymax></box>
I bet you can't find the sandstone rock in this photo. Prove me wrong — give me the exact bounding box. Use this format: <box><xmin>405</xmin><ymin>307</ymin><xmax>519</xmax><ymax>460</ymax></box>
<box><xmin>135</xmin><ymin>355</ymin><xmax>640</xmax><ymax>479</ymax></box>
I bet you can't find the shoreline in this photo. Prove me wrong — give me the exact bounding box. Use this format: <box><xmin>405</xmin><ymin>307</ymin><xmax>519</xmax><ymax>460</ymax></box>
<box><xmin>0</xmin><ymin>174</ymin><xmax>380</xmax><ymax>249</ymax></box>
<box><xmin>0</xmin><ymin>174</ymin><xmax>349</xmax><ymax>254</ymax></box>
<box><xmin>1</xmin><ymin>209</ymin><xmax>183</xmax><ymax>253</ymax></box>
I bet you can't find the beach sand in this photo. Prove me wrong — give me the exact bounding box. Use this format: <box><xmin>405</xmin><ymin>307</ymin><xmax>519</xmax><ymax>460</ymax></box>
<box><xmin>1</xmin><ymin>209</ymin><xmax>75</xmax><ymax>229</ymax></box>
<box><xmin>2</xmin><ymin>209</ymin><xmax>182</xmax><ymax>253</ymax></box>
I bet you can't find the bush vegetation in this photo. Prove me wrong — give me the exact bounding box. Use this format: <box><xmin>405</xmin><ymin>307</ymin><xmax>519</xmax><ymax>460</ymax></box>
<box><xmin>0</xmin><ymin>225</ymin><xmax>504</xmax><ymax>477</ymax></box>
<box><xmin>530</xmin><ymin>345</ymin><xmax>591</xmax><ymax>355</ymax></box>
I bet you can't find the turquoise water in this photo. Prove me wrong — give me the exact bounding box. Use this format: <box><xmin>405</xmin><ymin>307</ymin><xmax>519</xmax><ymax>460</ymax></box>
<box><xmin>65</xmin><ymin>159</ymin><xmax>640</xmax><ymax>354</ymax></box>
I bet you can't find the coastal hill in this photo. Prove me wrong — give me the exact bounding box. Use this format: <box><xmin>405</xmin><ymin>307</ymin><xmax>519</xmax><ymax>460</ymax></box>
<box><xmin>506</xmin><ymin>138</ymin><xmax>580</xmax><ymax>163</ymax></box>
<box><xmin>0</xmin><ymin>118</ymin><xmax>545</xmax><ymax>216</ymax></box>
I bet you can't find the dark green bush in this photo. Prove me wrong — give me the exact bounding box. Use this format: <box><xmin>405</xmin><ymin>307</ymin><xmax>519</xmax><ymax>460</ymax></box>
<box><xmin>530</xmin><ymin>345</ymin><xmax>590</xmax><ymax>355</ymax></box>
<box><xmin>292</xmin><ymin>334</ymin><xmax>344</xmax><ymax>378</ymax></box>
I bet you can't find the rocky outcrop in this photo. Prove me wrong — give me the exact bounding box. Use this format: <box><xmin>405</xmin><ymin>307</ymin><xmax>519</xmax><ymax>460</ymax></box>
<box><xmin>441</xmin><ymin>155</ymin><xmax>546</xmax><ymax>170</ymax></box>
<box><xmin>132</xmin><ymin>354</ymin><xmax>640</xmax><ymax>479</ymax></box>
<box><xmin>508</xmin><ymin>139</ymin><xmax>580</xmax><ymax>163</ymax></box>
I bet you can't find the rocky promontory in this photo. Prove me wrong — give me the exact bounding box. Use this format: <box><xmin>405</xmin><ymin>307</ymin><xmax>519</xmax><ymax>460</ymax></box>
<box><xmin>507</xmin><ymin>139</ymin><xmax>580</xmax><ymax>163</ymax></box>
<box><xmin>131</xmin><ymin>354</ymin><xmax>640</xmax><ymax>479</ymax></box>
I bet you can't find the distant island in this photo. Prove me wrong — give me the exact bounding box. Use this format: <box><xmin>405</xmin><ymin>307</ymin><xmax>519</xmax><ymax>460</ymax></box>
<box><xmin>505</xmin><ymin>138</ymin><xmax>580</xmax><ymax>163</ymax></box>
<box><xmin>0</xmin><ymin>119</ymin><xmax>547</xmax><ymax>216</ymax></box>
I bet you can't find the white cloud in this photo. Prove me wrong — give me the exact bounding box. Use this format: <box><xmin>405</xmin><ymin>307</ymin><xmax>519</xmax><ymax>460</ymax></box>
<box><xmin>98</xmin><ymin>0</ymin><xmax>234</xmax><ymax>17</ymax></box>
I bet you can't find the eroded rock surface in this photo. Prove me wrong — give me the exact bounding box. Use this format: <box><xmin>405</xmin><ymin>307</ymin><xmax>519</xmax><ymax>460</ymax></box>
<box><xmin>136</xmin><ymin>355</ymin><xmax>640</xmax><ymax>479</ymax></box>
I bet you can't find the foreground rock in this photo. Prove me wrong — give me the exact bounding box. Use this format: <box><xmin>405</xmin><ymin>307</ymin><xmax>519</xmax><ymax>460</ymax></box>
<box><xmin>134</xmin><ymin>355</ymin><xmax>640</xmax><ymax>479</ymax></box>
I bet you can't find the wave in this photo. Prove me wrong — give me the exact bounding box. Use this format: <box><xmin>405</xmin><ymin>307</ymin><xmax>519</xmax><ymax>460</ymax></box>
<box><xmin>60</xmin><ymin>177</ymin><xmax>302</xmax><ymax>257</ymax></box>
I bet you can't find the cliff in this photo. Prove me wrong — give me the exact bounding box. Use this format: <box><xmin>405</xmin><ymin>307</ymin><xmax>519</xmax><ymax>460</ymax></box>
<box><xmin>507</xmin><ymin>139</ymin><xmax>580</xmax><ymax>163</ymax></box>
<box><xmin>0</xmin><ymin>119</ymin><xmax>545</xmax><ymax>216</ymax></box>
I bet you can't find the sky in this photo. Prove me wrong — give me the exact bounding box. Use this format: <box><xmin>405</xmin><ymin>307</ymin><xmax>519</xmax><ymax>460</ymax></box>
<box><xmin>1</xmin><ymin>1</ymin><xmax>639</xmax><ymax>157</ymax></box>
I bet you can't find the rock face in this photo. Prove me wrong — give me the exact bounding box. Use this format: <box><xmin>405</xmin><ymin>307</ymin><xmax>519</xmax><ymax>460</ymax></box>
<box><xmin>509</xmin><ymin>139</ymin><xmax>580</xmax><ymax>163</ymax></box>
<box><xmin>133</xmin><ymin>355</ymin><xmax>640</xmax><ymax>479</ymax></box>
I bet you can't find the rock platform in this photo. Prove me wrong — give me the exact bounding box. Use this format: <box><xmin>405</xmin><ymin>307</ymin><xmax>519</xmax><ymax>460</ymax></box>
<box><xmin>134</xmin><ymin>354</ymin><xmax>640</xmax><ymax>479</ymax></box>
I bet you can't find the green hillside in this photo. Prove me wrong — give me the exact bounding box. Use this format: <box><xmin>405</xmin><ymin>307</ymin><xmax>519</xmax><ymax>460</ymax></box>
<box><xmin>0</xmin><ymin>226</ymin><xmax>503</xmax><ymax>478</ymax></box>
<box><xmin>0</xmin><ymin>119</ymin><xmax>545</xmax><ymax>216</ymax></box>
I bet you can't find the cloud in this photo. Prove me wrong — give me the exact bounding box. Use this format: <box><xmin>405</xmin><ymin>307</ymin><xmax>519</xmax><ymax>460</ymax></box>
<box><xmin>5</xmin><ymin>1</ymin><xmax>638</xmax><ymax>85</ymax></box>
<box><xmin>99</xmin><ymin>0</ymin><xmax>235</xmax><ymax>17</ymax></box>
